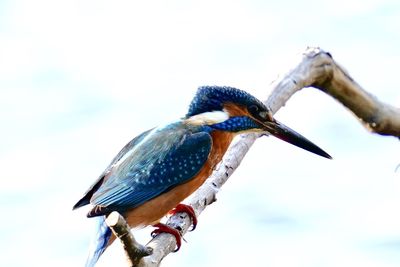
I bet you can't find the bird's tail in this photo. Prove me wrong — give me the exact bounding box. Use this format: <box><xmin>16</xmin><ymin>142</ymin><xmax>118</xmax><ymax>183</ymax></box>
<box><xmin>85</xmin><ymin>216</ymin><xmax>112</xmax><ymax>267</ymax></box>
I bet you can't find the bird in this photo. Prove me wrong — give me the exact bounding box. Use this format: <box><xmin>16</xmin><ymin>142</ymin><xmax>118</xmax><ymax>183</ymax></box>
<box><xmin>73</xmin><ymin>85</ymin><xmax>331</xmax><ymax>267</ymax></box>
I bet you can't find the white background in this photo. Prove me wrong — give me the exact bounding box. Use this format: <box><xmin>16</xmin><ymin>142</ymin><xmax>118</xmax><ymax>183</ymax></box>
<box><xmin>1</xmin><ymin>1</ymin><xmax>400</xmax><ymax>266</ymax></box>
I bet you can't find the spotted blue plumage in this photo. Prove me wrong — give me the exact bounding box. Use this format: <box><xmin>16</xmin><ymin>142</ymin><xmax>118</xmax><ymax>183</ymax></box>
<box><xmin>87</xmin><ymin>122</ymin><xmax>212</xmax><ymax>216</ymax></box>
<box><xmin>187</xmin><ymin>86</ymin><xmax>266</xmax><ymax>117</ymax></box>
<box><xmin>72</xmin><ymin>129</ymin><xmax>154</xmax><ymax>210</ymax></box>
<box><xmin>211</xmin><ymin>116</ymin><xmax>260</xmax><ymax>132</ymax></box>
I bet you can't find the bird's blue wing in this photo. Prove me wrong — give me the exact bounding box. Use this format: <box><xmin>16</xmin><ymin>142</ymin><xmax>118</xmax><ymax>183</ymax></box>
<box><xmin>72</xmin><ymin>129</ymin><xmax>153</xmax><ymax>210</ymax></box>
<box><xmin>88</xmin><ymin>128</ymin><xmax>212</xmax><ymax>216</ymax></box>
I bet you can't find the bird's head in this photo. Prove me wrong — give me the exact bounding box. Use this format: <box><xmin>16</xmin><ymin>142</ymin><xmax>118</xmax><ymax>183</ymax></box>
<box><xmin>185</xmin><ymin>86</ymin><xmax>331</xmax><ymax>159</ymax></box>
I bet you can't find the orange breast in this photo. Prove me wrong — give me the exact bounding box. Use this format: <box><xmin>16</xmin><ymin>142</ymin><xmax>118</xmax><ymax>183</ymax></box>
<box><xmin>124</xmin><ymin>130</ymin><xmax>235</xmax><ymax>228</ymax></box>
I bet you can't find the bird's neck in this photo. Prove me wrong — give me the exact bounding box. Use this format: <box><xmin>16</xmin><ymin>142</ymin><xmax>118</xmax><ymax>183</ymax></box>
<box><xmin>207</xmin><ymin>130</ymin><xmax>236</xmax><ymax>168</ymax></box>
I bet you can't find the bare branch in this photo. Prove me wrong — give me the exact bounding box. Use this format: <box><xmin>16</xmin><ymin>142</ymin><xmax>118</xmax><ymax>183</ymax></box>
<box><xmin>268</xmin><ymin>47</ymin><xmax>400</xmax><ymax>137</ymax></box>
<box><xmin>296</xmin><ymin>47</ymin><xmax>400</xmax><ymax>136</ymax></box>
<box><xmin>116</xmin><ymin>46</ymin><xmax>400</xmax><ymax>266</ymax></box>
<box><xmin>316</xmin><ymin>56</ymin><xmax>400</xmax><ymax>136</ymax></box>
<box><xmin>106</xmin><ymin>212</ymin><xmax>153</xmax><ymax>267</ymax></box>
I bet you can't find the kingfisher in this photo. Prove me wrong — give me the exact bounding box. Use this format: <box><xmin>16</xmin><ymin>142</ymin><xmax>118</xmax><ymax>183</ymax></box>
<box><xmin>73</xmin><ymin>86</ymin><xmax>331</xmax><ymax>267</ymax></box>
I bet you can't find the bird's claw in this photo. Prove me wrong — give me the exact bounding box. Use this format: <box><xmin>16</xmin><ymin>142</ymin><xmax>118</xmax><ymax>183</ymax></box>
<box><xmin>169</xmin><ymin>203</ymin><xmax>198</xmax><ymax>231</ymax></box>
<box><xmin>151</xmin><ymin>223</ymin><xmax>182</xmax><ymax>252</ymax></box>
<box><xmin>151</xmin><ymin>204</ymin><xmax>197</xmax><ymax>252</ymax></box>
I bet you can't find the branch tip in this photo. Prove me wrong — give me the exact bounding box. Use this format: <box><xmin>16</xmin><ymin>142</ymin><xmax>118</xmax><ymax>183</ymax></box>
<box><xmin>106</xmin><ymin>211</ymin><xmax>153</xmax><ymax>266</ymax></box>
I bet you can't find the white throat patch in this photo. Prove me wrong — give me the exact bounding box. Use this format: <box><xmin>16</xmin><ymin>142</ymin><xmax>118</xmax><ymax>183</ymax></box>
<box><xmin>185</xmin><ymin>110</ymin><xmax>229</xmax><ymax>125</ymax></box>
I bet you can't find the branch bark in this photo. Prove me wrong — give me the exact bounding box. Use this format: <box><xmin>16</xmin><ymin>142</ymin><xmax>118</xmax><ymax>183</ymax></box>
<box><xmin>110</xmin><ymin>46</ymin><xmax>400</xmax><ymax>267</ymax></box>
<box><xmin>314</xmin><ymin>56</ymin><xmax>400</xmax><ymax>136</ymax></box>
<box><xmin>106</xmin><ymin>212</ymin><xmax>153</xmax><ymax>266</ymax></box>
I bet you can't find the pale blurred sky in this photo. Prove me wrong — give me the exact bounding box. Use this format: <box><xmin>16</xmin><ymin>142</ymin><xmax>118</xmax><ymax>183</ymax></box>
<box><xmin>1</xmin><ymin>1</ymin><xmax>400</xmax><ymax>267</ymax></box>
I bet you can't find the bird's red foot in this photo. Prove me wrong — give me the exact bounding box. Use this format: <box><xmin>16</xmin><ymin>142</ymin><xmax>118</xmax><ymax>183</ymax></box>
<box><xmin>169</xmin><ymin>203</ymin><xmax>198</xmax><ymax>231</ymax></box>
<box><xmin>151</xmin><ymin>223</ymin><xmax>182</xmax><ymax>252</ymax></box>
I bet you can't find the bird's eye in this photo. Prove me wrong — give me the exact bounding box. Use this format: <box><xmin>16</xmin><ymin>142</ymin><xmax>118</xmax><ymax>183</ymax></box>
<box><xmin>249</xmin><ymin>105</ymin><xmax>268</xmax><ymax>121</ymax></box>
<box><xmin>258</xmin><ymin>111</ymin><xmax>268</xmax><ymax>119</ymax></box>
<box><xmin>248</xmin><ymin>105</ymin><xmax>259</xmax><ymax>115</ymax></box>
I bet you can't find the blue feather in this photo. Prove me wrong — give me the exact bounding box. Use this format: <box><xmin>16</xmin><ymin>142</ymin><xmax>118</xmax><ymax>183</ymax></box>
<box><xmin>85</xmin><ymin>216</ymin><xmax>112</xmax><ymax>267</ymax></box>
<box><xmin>88</xmin><ymin>123</ymin><xmax>212</xmax><ymax>216</ymax></box>
<box><xmin>186</xmin><ymin>86</ymin><xmax>265</xmax><ymax>117</ymax></box>
<box><xmin>211</xmin><ymin>116</ymin><xmax>260</xmax><ymax>132</ymax></box>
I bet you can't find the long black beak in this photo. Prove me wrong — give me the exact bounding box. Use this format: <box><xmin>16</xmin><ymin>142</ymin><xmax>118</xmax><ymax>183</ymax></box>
<box><xmin>262</xmin><ymin>120</ymin><xmax>332</xmax><ymax>159</ymax></box>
